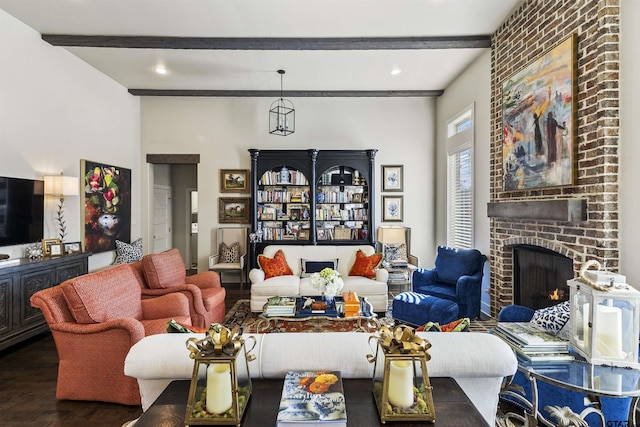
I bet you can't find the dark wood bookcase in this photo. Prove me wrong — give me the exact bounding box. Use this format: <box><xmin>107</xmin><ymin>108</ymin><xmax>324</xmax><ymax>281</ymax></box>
<box><xmin>248</xmin><ymin>149</ymin><xmax>377</xmax><ymax>268</ymax></box>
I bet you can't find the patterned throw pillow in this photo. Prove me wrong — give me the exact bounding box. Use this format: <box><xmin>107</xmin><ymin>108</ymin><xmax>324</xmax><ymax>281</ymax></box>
<box><xmin>258</xmin><ymin>249</ymin><xmax>293</xmax><ymax>279</ymax></box>
<box><xmin>417</xmin><ymin>318</ymin><xmax>470</xmax><ymax>332</ymax></box>
<box><xmin>220</xmin><ymin>242</ymin><xmax>240</xmax><ymax>263</ymax></box>
<box><xmin>530</xmin><ymin>300</ymin><xmax>570</xmax><ymax>336</ymax></box>
<box><xmin>348</xmin><ymin>250</ymin><xmax>383</xmax><ymax>279</ymax></box>
<box><xmin>383</xmin><ymin>243</ymin><xmax>408</xmax><ymax>263</ymax></box>
<box><xmin>112</xmin><ymin>238</ymin><xmax>143</xmax><ymax>264</ymax></box>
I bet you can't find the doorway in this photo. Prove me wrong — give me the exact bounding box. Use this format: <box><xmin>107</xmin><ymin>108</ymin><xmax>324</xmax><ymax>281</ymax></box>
<box><xmin>147</xmin><ymin>154</ymin><xmax>200</xmax><ymax>270</ymax></box>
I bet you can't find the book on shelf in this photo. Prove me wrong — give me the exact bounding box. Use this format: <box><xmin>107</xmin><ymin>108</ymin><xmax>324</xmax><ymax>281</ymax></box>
<box><xmin>265</xmin><ymin>296</ymin><xmax>297</xmax><ymax>317</ymax></box>
<box><xmin>495</xmin><ymin>322</ymin><xmax>569</xmax><ymax>349</ymax></box>
<box><xmin>276</xmin><ymin>371</ymin><xmax>346</xmax><ymax>427</ymax></box>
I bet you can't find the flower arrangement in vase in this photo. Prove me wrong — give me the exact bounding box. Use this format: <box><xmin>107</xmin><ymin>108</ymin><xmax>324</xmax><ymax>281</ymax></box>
<box><xmin>310</xmin><ymin>268</ymin><xmax>344</xmax><ymax>303</ymax></box>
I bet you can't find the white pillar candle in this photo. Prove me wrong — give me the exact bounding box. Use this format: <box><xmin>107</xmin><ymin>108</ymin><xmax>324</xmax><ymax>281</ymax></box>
<box><xmin>595</xmin><ymin>304</ymin><xmax>623</xmax><ymax>358</ymax></box>
<box><xmin>206</xmin><ymin>363</ymin><xmax>233</xmax><ymax>414</ymax></box>
<box><xmin>387</xmin><ymin>360</ymin><xmax>414</xmax><ymax>408</ymax></box>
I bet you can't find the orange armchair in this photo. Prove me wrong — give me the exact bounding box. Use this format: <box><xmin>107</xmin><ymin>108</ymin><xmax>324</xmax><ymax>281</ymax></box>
<box><xmin>30</xmin><ymin>263</ymin><xmax>191</xmax><ymax>406</ymax></box>
<box><xmin>133</xmin><ymin>248</ymin><xmax>226</xmax><ymax>328</ymax></box>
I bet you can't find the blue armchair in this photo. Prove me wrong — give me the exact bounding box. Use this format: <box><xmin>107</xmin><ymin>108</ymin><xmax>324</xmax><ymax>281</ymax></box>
<box><xmin>412</xmin><ymin>246</ymin><xmax>486</xmax><ymax>318</ymax></box>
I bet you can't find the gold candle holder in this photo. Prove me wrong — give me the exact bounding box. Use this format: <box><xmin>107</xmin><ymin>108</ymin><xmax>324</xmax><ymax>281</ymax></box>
<box><xmin>366</xmin><ymin>322</ymin><xmax>435</xmax><ymax>423</ymax></box>
<box><xmin>184</xmin><ymin>324</ymin><xmax>256</xmax><ymax>426</ymax></box>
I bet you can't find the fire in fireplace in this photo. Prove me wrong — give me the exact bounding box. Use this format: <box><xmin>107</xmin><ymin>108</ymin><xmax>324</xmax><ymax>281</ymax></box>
<box><xmin>513</xmin><ymin>245</ymin><xmax>574</xmax><ymax>310</ymax></box>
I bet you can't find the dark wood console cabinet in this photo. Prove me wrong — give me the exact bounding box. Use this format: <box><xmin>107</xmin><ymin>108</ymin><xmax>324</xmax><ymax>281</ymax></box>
<box><xmin>0</xmin><ymin>252</ymin><xmax>90</xmax><ymax>350</ymax></box>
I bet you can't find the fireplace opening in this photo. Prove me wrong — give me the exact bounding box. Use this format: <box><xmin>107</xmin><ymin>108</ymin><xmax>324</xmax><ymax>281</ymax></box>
<box><xmin>513</xmin><ymin>245</ymin><xmax>573</xmax><ymax>310</ymax></box>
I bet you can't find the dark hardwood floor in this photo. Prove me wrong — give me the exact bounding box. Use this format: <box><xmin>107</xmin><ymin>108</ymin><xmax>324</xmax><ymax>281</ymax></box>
<box><xmin>0</xmin><ymin>283</ymin><xmax>249</xmax><ymax>427</ymax></box>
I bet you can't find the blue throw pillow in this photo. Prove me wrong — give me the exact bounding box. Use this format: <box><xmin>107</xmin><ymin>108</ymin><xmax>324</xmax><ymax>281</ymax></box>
<box><xmin>300</xmin><ymin>259</ymin><xmax>338</xmax><ymax>277</ymax></box>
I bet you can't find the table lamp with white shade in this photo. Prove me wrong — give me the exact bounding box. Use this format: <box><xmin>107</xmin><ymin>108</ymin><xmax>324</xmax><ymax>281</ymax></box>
<box><xmin>44</xmin><ymin>173</ymin><xmax>78</xmax><ymax>242</ymax></box>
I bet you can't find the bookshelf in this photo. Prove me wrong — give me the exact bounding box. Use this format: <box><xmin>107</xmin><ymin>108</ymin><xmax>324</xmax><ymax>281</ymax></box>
<box><xmin>248</xmin><ymin>149</ymin><xmax>377</xmax><ymax>268</ymax></box>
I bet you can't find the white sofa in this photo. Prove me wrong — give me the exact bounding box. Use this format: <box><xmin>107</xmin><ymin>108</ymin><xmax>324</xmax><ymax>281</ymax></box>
<box><xmin>124</xmin><ymin>331</ymin><xmax>517</xmax><ymax>426</ymax></box>
<box><xmin>249</xmin><ymin>245</ymin><xmax>389</xmax><ymax>312</ymax></box>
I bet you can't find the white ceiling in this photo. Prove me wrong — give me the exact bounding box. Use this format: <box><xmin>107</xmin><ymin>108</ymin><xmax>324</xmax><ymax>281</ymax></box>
<box><xmin>0</xmin><ymin>0</ymin><xmax>522</xmax><ymax>95</ymax></box>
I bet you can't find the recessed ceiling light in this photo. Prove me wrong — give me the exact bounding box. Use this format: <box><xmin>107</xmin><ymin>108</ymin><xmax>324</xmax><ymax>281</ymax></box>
<box><xmin>391</xmin><ymin>67</ymin><xmax>402</xmax><ymax>76</ymax></box>
<box><xmin>154</xmin><ymin>66</ymin><xmax>167</xmax><ymax>75</ymax></box>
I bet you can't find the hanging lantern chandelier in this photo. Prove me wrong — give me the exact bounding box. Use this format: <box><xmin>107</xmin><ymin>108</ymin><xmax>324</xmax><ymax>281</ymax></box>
<box><xmin>269</xmin><ymin>69</ymin><xmax>295</xmax><ymax>136</ymax></box>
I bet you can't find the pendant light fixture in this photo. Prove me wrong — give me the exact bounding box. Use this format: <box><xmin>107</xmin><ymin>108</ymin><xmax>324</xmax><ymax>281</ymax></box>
<box><xmin>269</xmin><ymin>69</ymin><xmax>295</xmax><ymax>136</ymax></box>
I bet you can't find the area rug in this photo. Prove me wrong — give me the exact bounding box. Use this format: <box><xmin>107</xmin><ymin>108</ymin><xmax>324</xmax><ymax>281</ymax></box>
<box><xmin>222</xmin><ymin>299</ymin><xmax>378</xmax><ymax>333</ymax></box>
<box><xmin>222</xmin><ymin>299</ymin><xmax>497</xmax><ymax>333</ymax></box>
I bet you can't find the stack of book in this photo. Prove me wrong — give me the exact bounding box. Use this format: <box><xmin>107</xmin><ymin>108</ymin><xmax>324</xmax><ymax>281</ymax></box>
<box><xmin>493</xmin><ymin>322</ymin><xmax>574</xmax><ymax>363</ymax></box>
<box><xmin>391</xmin><ymin>259</ymin><xmax>408</xmax><ymax>268</ymax></box>
<box><xmin>387</xmin><ymin>268</ymin><xmax>409</xmax><ymax>285</ymax></box>
<box><xmin>264</xmin><ymin>296</ymin><xmax>297</xmax><ymax>317</ymax></box>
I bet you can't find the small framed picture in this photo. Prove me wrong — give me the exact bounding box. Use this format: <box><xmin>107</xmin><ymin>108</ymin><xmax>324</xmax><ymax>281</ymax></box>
<box><xmin>63</xmin><ymin>241</ymin><xmax>82</xmax><ymax>255</ymax></box>
<box><xmin>220</xmin><ymin>169</ymin><xmax>250</xmax><ymax>193</ymax></box>
<box><xmin>290</xmin><ymin>208</ymin><xmax>301</xmax><ymax>220</ymax></box>
<box><xmin>41</xmin><ymin>238</ymin><xmax>61</xmax><ymax>256</ymax></box>
<box><xmin>297</xmin><ymin>230</ymin><xmax>310</xmax><ymax>240</ymax></box>
<box><xmin>352</xmin><ymin>193</ymin><xmax>363</xmax><ymax>203</ymax></box>
<box><xmin>382</xmin><ymin>195</ymin><xmax>404</xmax><ymax>222</ymax></box>
<box><xmin>50</xmin><ymin>244</ymin><xmax>62</xmax><ymax>256</ymax></box>
<box><xmin>382</xmin><ymin>165</ymin><xmax>404</xmax><ymax>192</ymax></box>
<box><xmin>260</xmin><ymin>212</ymin><xmax>275</xmax><ymax>221</ymax></box>
<box><xmin>218</xmin><ymin>197</ymin><xmax>250</xmax><ymax>224</ymax></box>
<box><xmin>317</xmin><ymin>229</ymin><xmax>327</xmax><ymax>241</ymax></box>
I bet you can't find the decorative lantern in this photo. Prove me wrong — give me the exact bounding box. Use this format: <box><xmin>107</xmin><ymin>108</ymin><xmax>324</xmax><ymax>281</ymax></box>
<box><xmin>568</xmin><ymin>277</ymin><xmax>640</xmax><ymax>369</ymax></box>
<box><xmin>269</xmin><ymin>69</ymin><xmax>295</xmax><ymax>136</ymax></box>
<box><xmin>185</xmin><ymin>324</ymin><xmax>256</xmax><ymax>426</ymax></box>
<box><xmin>366</xmin><ymin>323</ymin><xmax>435</xmax><ymax>423</ymax></box>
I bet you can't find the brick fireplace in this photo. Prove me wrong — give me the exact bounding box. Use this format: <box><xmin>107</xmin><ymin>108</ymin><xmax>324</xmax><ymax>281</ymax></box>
<box><xmin>488</xmin><ymin>0</ymin><xmax>621</xmax><ymax>317</ymax></box>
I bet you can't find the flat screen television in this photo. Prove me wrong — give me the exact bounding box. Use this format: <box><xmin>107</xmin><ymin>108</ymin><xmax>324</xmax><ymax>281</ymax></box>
<box><xmin>0</xmin><ymin>176</ymin><xmax>45</xmax><ymax>247</ymax></box>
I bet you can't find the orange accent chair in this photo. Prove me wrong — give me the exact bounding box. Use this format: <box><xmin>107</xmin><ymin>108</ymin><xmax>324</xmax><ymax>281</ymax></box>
<box><xmin>132</xmin><ymin>248</ymin><xmax>226</xmax><ymax>329</ymax></box>
<box><xmin>30</xmin><ymin>263</ymin><xmax>192</xmax><ymax>406</ymax></box>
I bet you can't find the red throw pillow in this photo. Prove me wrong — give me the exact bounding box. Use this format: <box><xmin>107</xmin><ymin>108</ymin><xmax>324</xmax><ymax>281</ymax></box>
<box><xmin>258</xmin><ymin>249</ymin><xmax>293</xmax><ymax>279</ymax></box>
<box><xmin>349</xmin><ymin>250</ymin><xmax>383</xmax><ymax>279</ymax></box>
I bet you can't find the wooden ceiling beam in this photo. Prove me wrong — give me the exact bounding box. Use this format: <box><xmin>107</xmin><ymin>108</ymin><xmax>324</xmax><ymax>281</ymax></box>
<box><xmin>42</xmin><ymin>35</ymin><xmax>490</xmax><ymax>50</ymax></box>
<box><xmin>128</xmin><ymin>89</ymin><xmax>444</xmax><ymax>97</ymax></box>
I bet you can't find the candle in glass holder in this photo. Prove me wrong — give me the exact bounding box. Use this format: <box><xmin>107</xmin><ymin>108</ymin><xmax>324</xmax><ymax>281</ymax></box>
<box><xmin>595</xmin><ymin>303</ymin><xmax>623</xmax><ymax>358</ymax></box>
<box><xmin>387</xmin><ymin>360</ymin><xmax>414</xmax><ymax>408</ymax></box>
<box><xmin>206</xmin><ymin>363</ymin><xmax>232</xmax><ymax>414</ymax></box>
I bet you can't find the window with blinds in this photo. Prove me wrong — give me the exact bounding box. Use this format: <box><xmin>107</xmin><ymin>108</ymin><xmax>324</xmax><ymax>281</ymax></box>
<box><xmin>446</xmin><ymin>106</ymin><xmax>474</xmax><ymax>249</ymax></box>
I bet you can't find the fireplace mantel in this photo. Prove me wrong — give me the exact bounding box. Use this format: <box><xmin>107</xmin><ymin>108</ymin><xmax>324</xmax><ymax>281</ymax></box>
<box><xmin>487</xmin><ymin>199</ymin><xmax>587</xmax><ymax>222</ymax></box>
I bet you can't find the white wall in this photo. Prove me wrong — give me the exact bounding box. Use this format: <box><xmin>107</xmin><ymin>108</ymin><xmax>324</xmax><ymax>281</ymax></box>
<box><xmin>435</xmin><ymin>51</ymin><xmax>492</xmax><ymax>314</ymax></box>
<box><xmin>140</xmin><ymin>96</ymin><xmax>437</xmax><ymax>270</ymax></box>
<box><xmin>0</xmin><ymin>9</ymin><xmax>140</xmax><ymax>271</ymax></box>
<box><xmin>435</xmin><ymin>51</ymin><xmax>491</xmax><ymax>254</ymax></box>
<box><xmin>619</xmin><ymin>0</ymin><xmax>640</xmax><ymax>286</ymax></box>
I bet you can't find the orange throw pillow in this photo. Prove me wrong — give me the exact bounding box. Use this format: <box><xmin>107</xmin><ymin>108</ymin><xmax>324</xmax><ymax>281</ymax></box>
<box><xmin>258</xmin><ymin>249</ymin><xmax>293</xmax><ymax>279</ymax></box>
<box><xmin>349</xmin><ymin>250</ymin><xmax>383</xmax><ymax>279</ymax></box>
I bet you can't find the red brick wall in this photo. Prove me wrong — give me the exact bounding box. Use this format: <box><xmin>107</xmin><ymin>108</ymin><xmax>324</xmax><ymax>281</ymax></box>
<box><xmin>489</xmin><ymin>0</ymin><xmax>620</xmax><ymax>316</ymax></box>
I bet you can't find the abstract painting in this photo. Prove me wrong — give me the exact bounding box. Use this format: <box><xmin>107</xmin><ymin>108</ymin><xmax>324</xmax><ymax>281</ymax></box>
<box><xmin>502</xmin><ymin>34</ymin><xmax>577</xmax><ymax>191</ymax></box>
<box><xmin>80</xmin><ymin>160</ymin><xmax>132</xmax><ymax>253</ymax></box>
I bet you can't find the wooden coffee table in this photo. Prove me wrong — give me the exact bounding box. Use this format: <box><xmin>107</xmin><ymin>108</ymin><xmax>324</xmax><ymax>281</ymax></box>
<box><xmin>134</xmin><ymin>377</ymin><xmax>489</xmax><ymax>426</ymax></box>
